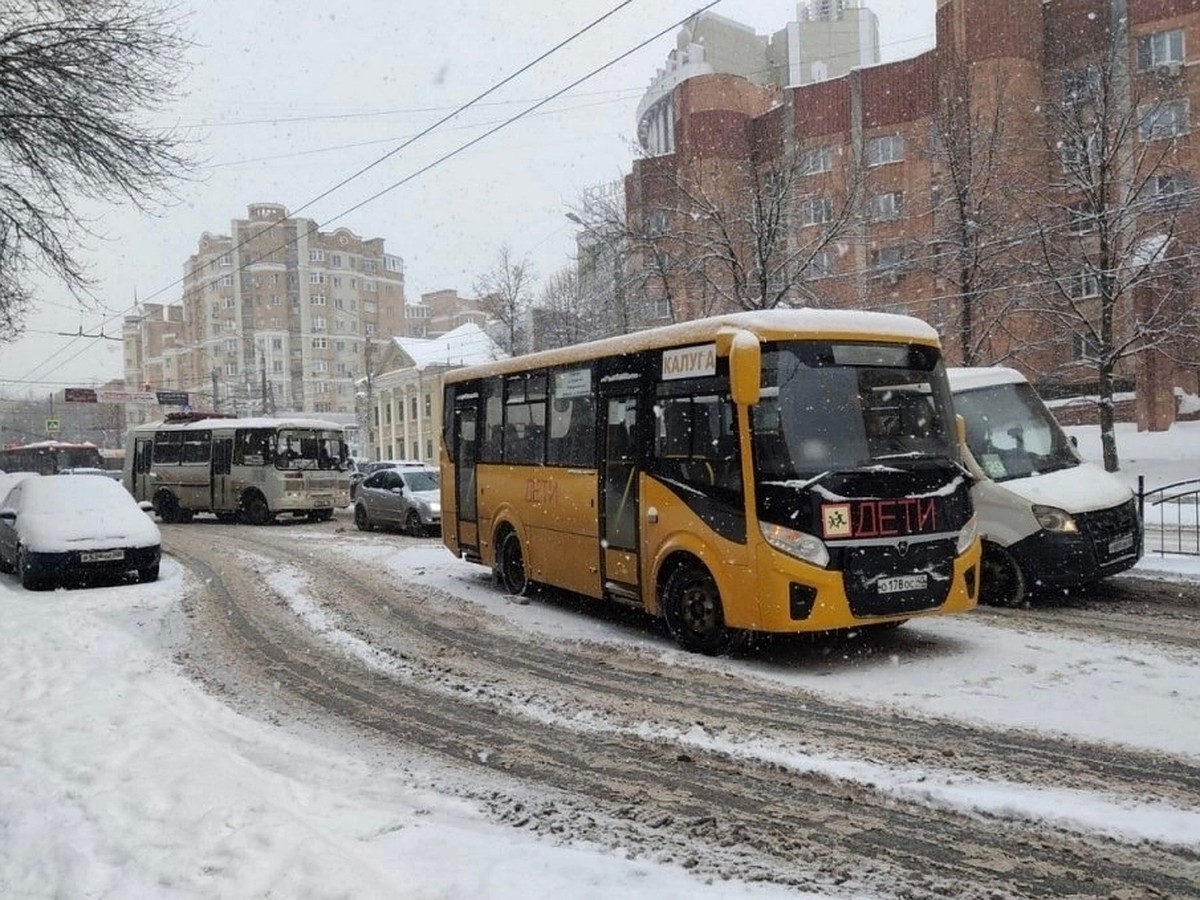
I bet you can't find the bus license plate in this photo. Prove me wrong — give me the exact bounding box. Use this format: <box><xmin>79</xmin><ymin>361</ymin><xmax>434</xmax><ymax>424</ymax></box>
<box><xmin>878</xmin><ymin>574</ymin><xmax>927</xmax><ymax>594</ymax></box>
<box><xmin>314</xmin><ymin>499</ymin><xmax>331</xmax><ymax>508</ymax></box>
<box><xmin>1109</xmin><ymin>533</ymin><xmax>1135</xmax><ymax>554</ymax></box>
<box><xmin>81</xmin><ymin>549</ymin><xmax>124</xmax><ymax>563</ymax></box>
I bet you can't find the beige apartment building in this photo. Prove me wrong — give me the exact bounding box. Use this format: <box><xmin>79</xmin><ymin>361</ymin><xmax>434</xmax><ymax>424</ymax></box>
<box><xmin>123</xmin><ymin>202</ymin><xmax>406</xmax><ymax>422</ymax></box>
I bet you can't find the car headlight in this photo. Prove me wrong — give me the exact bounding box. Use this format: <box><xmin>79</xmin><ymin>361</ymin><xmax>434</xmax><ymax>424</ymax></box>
<box><xmin>760</xmin><ymin>521</ymin><xmax>829</xmax><ymax>568</ymax></box>
<box><xmin>957</xmin><ymin>514</ymin><xmax>978</xmax><ymax>554</ymax></box>
<box><xmin>1032</xmin><ymin>504</ymin><xmax>1078</xmax><ymax>533</ymax></box>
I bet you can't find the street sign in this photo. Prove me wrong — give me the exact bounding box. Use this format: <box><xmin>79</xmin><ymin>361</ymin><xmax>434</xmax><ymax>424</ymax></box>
<box><xmin>64</xmin><ymin>388</ymin><xmax>98</xmax><ymax>403</ymax></box>
<box><xmin>156</xmin><ymin>390</ymin><xmax>189</xmax><ymax>406</ymax></box>
<box><xmin>45</xmin><ymin>418</ymin><xmax>60</xmax><ymax>435</ymax></box>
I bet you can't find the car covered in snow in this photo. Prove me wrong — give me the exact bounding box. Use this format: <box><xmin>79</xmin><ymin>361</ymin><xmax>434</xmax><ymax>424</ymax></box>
<box><xmin>0</xmin><ymin>473</ymin><xmax>162</xmax><ymax>590</ymax></box>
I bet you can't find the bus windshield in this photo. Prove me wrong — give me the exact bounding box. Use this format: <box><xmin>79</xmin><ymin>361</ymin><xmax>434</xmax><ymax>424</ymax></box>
<box><xmin>953</xmin><ymin>381</ymin><xmax>1079</xmax><ymax>482</ymax></box>
<box><xmin>751</xmin><ymin>341</ymin><xmax>958</xmax><ymax>480</ymax></box>
<box><xmin>275</xmin><ymin>428</ymin><xmax>348</xmax><ymax>471</ymax></box>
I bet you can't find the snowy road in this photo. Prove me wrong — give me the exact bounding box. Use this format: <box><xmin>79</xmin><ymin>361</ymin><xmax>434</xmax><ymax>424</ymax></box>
<box><xmin>162</xmin><ymin>513</ymin><xmax>1200</xmax><ymax>899</ymax></box>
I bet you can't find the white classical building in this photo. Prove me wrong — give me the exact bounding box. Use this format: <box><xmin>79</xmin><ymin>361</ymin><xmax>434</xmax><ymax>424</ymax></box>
<box><xmin>365</xmin><ymin>323</ymin><xmax>507</xmax><ymax>463</ymax></box>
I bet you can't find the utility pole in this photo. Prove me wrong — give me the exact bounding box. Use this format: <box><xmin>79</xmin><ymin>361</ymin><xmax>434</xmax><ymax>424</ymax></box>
<box><xmin>211</xmin><ymin>368</ymin><xmax>219</xmax><ymax>413</ymax></box>
<box><xmin>260</xmin><ymin>361</ymin><xmax>268</xmax><ymax>416</ymax></box>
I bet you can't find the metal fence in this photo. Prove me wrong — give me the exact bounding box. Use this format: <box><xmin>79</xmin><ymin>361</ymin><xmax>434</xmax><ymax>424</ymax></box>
<box><xmin>1138</xmin><ymin>476</ymin><xmax>1200</xmax><ymax>556</ymax></box>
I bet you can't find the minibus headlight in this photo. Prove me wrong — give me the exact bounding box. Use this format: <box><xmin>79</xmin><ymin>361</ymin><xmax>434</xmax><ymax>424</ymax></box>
<box><xmin>957</xmin><ymin>514</ymin><xmax>978</xmax><ymax>554</ymax></box>
<box><xmin>760</xmin><ymin>522</ymin><xmax>829</xmax><ymax>568</ymax></box>
<box><xmin>1032</xmin><ymin>504</ymin><xmax>1078</xmax><ymax>533</ymax></box>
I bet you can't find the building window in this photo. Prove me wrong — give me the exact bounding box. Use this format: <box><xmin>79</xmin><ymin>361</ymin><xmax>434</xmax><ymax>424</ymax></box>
<box><xmin>270</xmin><ymin>294</ymin><xmax>281</xmax><ymax>306</ymax></box>
<box><xmin>1067</xmin><ymin>202</ymin><xmax>1099</xmax><ymax>235</ymax></box>
<box><xmin>410</xmin><ymin>396</ymin><xmax>418</xmax><ymax>420</ymax></box>
<box><xmin>309</xmin><ymin>249</ymin><xmax>325</xmax><ymax>262</ymax></box>
<box><xmin>222</xmin><ymin>296</ymin><xmax>235</xmax><ymax>309</ymax></box>
<box><xmin>224</xmin><ymin>362</ymin><xmax>238</xmax><ymax>376</ymax></box>
<box><xmin>313</xmin><ymin>360</ymin><xmax>327</xmax><ymax>373</ymax></box>
<box><xmin>799</xmin><ymin>145</ymin><xmax>832</xmax><ymax>175</ymax></box>
<box><xmin>364</xmin><ymin>280</ymin><xmax>377</xmax><ymax>293</ymax></box>
<box><xmin>801</xmin><ymin>197</ymin><xmax>834</xmax><ymax>226</ymax></box>
<box><xmin>869</xmin><ymin>191</ymin><xmax>904</xmax><ymax>223</ymax></box>
<box><xmin>653</xmin><ymin>297</ymin><xmax>671</xmax><ymax>319</ymax></box>
<box><xmin>365</xmin><ymin>323</ymin><xmax>375</xmax><ymax>335</ymax></box>
<box><xmin>331</xmin><ymin>253</ymin><xmax>342</xmax><ymax>267</ymax></box>
<box><xmin>310</xmin><ymin>272</ymin><xmax>326</xmax><ymax>284</ymax></box>
<box><xmin>219</xmin><ymin>274</ymin><xmax>234</xmax><ymax>287</ymax></box>
<box><xmin>272</xmin><ymin>360</ymin><xmax>283</xmax><ymax>374</ymax></box>
<box><xmin>1137</xmin><ymin>30</ymin><xmax>1185</xmax><ymax>71</ymax></box>
<box><xmin>313</xmin><ymin>315</ymin><xmax>326</xmax><ymax>330</ymax></box>
<box><xmin>871</xmin><ymin>245</ymin><xmax>906</xmax><ymax>281</ymax></box>
<box><xmin>311</xmin><ymin>293</ymin><xmax>326</xmax><ymax>305</ymax></box>
<box><xmin>363</xmin><ymin>259</ymin><xmax>377</xmax><ymax>273</ymax></box>
<box><xmin>384</xmin><ymin>254</ymin><xmax>403</xmax><ymax>273</ymax></box>
<box><xmin>424</xmin><ymin>393</ymin><xmax>432</xmax><ymax>417</ymax></box>
<box><xmin>646</xmin><ymin>209</ymin><xmax>669</xmax><ymax>237</ymax></box>
<box><xmin>802</xmin><ymin>250</ymin><xmax>834</xmax><ymax>280</ymax></box>
<box><xmin>1146</xmin><ymin>172</ymin><xmax>1192</xmax><ymax>209</ymax></box>
<box><xmin>1066</xmin><ymin>269</ymin><xmax>1100</xmax><ymax>300</ymax></box>
<box><xmin>220</xmin><ymin>252</ymin><xmax>233</xmax><ymax>266</ymax></box>
<box><xmin>867</xmin><ymin>134</ymin><xmax>904</xmax><ymax>166</ymax></box>
<box><xmin>223</xmin><ymin>338</ymin><xmax>237</xmax><ymax>352</ymax></box>
<box><xmin>312</xmin><ymin>337</ymin><xmax>327</xmax><ymax>349</ymax></box>
<box><xmin>1139</xmin><ymin>99</ymin><xmax>1190</xmax><ymax>141</ymax></box>
<box><xmin>1062</xmin><ymin>66</ymin><xmax>1100</xmax><ymax>106</ymax></box>
<box><xmin>271</xmin><ymin>337</ymin><xmax>283</xmax><ymax>350</ymax></box>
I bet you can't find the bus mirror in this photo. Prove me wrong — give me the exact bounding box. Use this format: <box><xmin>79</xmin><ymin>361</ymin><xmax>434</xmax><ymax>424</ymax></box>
<box><xmin>728</xmin><ymin>330</ymin><xmax>761</xmax><ymax>406</ymax></box>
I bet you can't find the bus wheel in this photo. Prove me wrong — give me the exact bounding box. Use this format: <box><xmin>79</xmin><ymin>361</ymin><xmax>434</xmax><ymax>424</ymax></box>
<box><xmin>980</xmin><ymin>542</ymin><xmax>1027</xmax><ymax>607</ymax></box>
<box><xmin>497</xmin><ymin>529</ymin><xmax>529</xmax><ymax>596</ymax></box>
<box><xmin>154</xmin><ymin>491</ymin><xmax>183</xmax><ymax>524</ymax></box>
<box><xmin>662</xmin><ymin>562</ymin><xmax>739</xmax><ymax>656</ymax></box>
<box><xmin>241</xmin><ymin>491</ymin><xmax>273</xmax><ymax>526</ymax></box>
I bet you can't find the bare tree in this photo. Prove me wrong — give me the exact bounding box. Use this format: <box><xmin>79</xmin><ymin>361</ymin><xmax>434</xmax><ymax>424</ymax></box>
<box><xmin>474</xmin><ymin>244</ymin><xmax>535</xmax><ymax>356</ymax></box>
<box><xmin>660</xmin><ymin>145</ymin><xmax>860</xmax><ymax>314</ymax></box>
<box><xmin>535</xmin><ymin>265</ymin><xmax>606</xmax><ymax>350</ymax></box>
<box><xmin>925</xmin><ymin>76</ymin><xmax>1030</xmax><ymax>366</ymax></box>
<box><xmin>0</xmin><ymin>0</ymin><xmax>193</xmax><ymax>341</ymax></box>
<box><xmin>1023</xmin><ymin>16</ymin><xmax>1200</xmax><ymax>471</ymax></box>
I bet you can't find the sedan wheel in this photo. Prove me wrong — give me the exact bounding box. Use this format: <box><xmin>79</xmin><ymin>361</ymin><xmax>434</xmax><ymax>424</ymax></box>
<box><xmin>405</xmin><ymin>510</ymin><xmax>423</xmax><ymax>537</ymax></box>
<box><xmin>17</xmin><ymin>547</ymin><xmax>49</xmax><ymax>591</ymax></box>
<box><xmin>354</xmin><ymin>504</ymin><xmax>373</xmax><ymax>532</ymax></box>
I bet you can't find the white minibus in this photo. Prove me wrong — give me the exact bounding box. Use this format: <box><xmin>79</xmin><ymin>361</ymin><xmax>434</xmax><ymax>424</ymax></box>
<box><xmin>948</xmin><ymin>367</ymin><xmax>1141</xmax><ymax>606</ymax></box>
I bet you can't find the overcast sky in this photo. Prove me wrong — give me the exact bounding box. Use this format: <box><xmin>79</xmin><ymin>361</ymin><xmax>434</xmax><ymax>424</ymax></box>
<box><xmin>0</xmin><ymin>0</ymin><xmax>936</xmax><ymax>394</ymax></box>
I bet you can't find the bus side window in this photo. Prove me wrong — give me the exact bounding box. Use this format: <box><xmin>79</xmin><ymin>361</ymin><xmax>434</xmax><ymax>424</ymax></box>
<box><xmin>153</xmin><ymin>431</ymin><xmax>182</xmax><ymax>465</ymax></box>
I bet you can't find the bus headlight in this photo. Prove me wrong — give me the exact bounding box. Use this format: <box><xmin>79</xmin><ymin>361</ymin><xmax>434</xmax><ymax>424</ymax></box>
<box><xmin>957</xmin><ymin>514</ymin><xmax>978</xmax><ymax>554</ymax></box>
<box><xmin>760</xmin><ymin>522</ymin><xmax>829</xmax><ymax>568</ymax></box>
<box><xmin>1032</xmin><ymin>504</ymin><xmax>1078</xmax><ymax>533</ymax></box>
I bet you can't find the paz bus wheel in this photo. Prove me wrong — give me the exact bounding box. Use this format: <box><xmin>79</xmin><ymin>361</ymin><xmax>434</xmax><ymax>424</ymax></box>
<box><xmin>980</xmin><ymin>542</ymin><xmax>1027</xmax><ymax>607</ymax></box>
<box><xmin>662</xmin><ymin>561</ymin><xmax>740</xmax><ymax>656</ymax></box>
<box><xmin>241</xmin><ymin>491</ymin><xmax>273</xmax><ymax>526</ymax></box>
<box><xmin>498</xmin><ymin>529</ymin><xmax>529</xmax><ymax>596</ymax></box>
<box><xmin>154</xmin><ymin>490</ymin><xmax>183</xmax><ymax>524</ymax></box>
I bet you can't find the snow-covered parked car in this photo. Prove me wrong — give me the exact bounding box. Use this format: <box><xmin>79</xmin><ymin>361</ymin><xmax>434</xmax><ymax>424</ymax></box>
<box><xmin>0</xmin><ymin>474</ymin><xmax>162</xmax><ymax>590</ymax></box>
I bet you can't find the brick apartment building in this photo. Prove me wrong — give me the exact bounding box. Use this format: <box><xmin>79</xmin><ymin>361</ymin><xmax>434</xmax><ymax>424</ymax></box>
<box><xmin>623</xmin><ymin>0</ymin><xmax>1200</xmax><ymax>428</ymax></box>
<box><xmin>123</xmin><ymin>202</ymin><xmax>407</xmax><ymax>423</ymax></box>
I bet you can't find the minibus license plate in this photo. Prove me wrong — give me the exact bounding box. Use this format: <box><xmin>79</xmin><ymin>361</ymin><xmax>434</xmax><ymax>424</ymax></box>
<box><xmin>1109</xmin><ymin>533</ymin><xmax>1135</xmax><ymax>554</ymax></box>
<box><xmin>81</xmin><ymin>549</ymin><xmax>124</xmax><ymax>563</ymax></box>
<box><xmin>878</xmin><ymin>574</ymin><xmax>926</xmax><ymax>594</ymax></box>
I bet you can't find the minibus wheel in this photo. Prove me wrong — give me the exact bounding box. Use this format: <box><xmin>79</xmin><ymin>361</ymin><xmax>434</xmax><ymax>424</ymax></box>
<box><xmin>241</xmin><ymin>491</ymin><xmax>273</xmax><ymax>526</ymax></box>
<box><xmin>662</xmin><ymin>561</ymin><xmax>739</xmax><ymax>655</ymax></box>
<box><xmin>497</xmin><ymin>528</ymin><xmax>529</xmax><ymax>596</ymax></box>
<box><xmin>980</xmin><ymin>542</ymin><xmax>1026</xmax><ymax>607</ymax></box>
<box><xmin>154</xmin><ymin>490</ymin><xmax>183</xmax><ymax>524</ymax></box>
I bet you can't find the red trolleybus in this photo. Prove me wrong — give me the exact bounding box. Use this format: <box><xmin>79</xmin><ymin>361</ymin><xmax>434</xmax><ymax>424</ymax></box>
<box><xmin>440</xmin><ymin>310</ymin><xmax>980</xmax><ymax>654</ymax></box>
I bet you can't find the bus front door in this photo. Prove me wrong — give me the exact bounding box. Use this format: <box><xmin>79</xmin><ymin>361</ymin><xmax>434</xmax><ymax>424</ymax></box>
<box><xmin>600</xmin><ymin>394</ymin><xmax>640</xmax><ymax>600</ymax></box>
<box><xmin>132</xmin><ymin>437</ymin><xmax>154</xmax><ymax>502</ymax></box>
<box><xmin>211</xmin><ymin>437</ymin><xmax>234</xmax><ymax>513</ymax></box>
<box><xmin>454</xmin><ymin>397</ymin><xmax>479</xmax><ymax>553</ymax></box>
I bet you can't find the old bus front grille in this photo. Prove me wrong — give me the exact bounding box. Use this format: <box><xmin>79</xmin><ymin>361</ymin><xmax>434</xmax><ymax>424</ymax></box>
<box><xmin>838</xmin><ymin>538</ymin><xmax>955</xmax><ymax>617</ymax></box>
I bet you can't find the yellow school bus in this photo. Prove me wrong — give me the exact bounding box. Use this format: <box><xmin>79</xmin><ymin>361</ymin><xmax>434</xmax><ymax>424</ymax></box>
<box><xmin>441</xmin><ymin>310</ymin><xmax>980</xmax><ymax>653</ymax></box>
